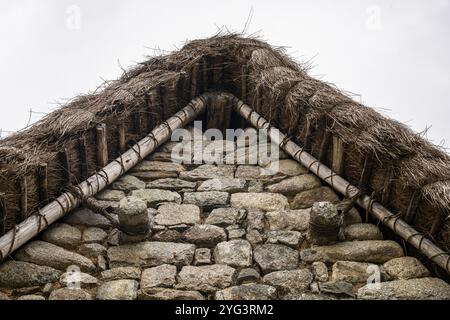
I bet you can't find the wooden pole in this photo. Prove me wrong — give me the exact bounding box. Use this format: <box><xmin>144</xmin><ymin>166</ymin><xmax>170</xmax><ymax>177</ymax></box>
<box><xmin>59</xmin><ymin>148</ymin><xmax>72</xmax><ymax>187</ymax></box>
<box><xmin>0</xmin><ymin>95</ymin><xmax>208</xmax><ymax>260</ymax></box>
<box><xmin>231</xmin><ymin>94</ymin><xmax>450</xmax><ymax>275</ymax></box>
<box><xmin>118</xmin><ymin>124</ymin><xmax>126</xmax><ymax>154</ymax></box>
<box><xmin>19</xmin><ymin>177</ymin><xmax>28</xmax><ymax>221</ymax></box>
<box><xmin>0</xmin><ymin>193</ymin><xmax>6</xmax><ymax>236</ymax></box>
<box><xmin>37</xmin><ymin>163</ymin><xmax>49</xmax><ymax>206</ymax></box>
<box><xmin>78</xmin><ymin>137</ymin><xmax>88</xmax><ymax>180</ymax></box>
<box><xmin>96</xmin><ymin>123</ymin><xmax>108</xmax><ymax>168</ymax></box>
<box><xmin>332</xmin><ymin>136</ymin><xmax>345</xmax><ymax>175</ymax></box>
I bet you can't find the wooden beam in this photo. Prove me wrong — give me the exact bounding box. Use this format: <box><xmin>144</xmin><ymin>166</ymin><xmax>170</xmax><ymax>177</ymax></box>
<box><xmin>332</xmin><ymin>136</ymin><xmax>345</xmax><ymax>175</ymax></box>
<box><xmin>96</xmin><ymin>123</ymin><xmax>109</xmax><ymax>168</ymax></box>
<box><xmin>37</xmin><ymin>163</ymin><xmax>49</xmax><ymax>206</ymax></box>
<box><xmin>318</xmin><ymin>130</ymin><xmax>331</xmax><ymax>163</ymax></box>
<box><xmin>0</xmin><ymin>193</ymin><xmax>6</xmax><ymax>236</ymax></box>
<box><xmin>132</xmin><ymin>113</ymin><xmax>142</xmax><ymax>135</ymax></box>
<box><xmin>59</xmin><ymin>148</ymin><xmax>72</xmax><ymax>187</ymax></box>
<box><xmin>241</xmin><ymin>65</ymin><xmax>248</xmax><ymax>102</ymax></box>
<box><xmin>19</xmin><ymin>177</ymin><xmax>28</xmax><ymax>221</ymax></box>
<box><xmin>118</xmin><ymin>124</ymin><xmax>127</xmax><ymax>154</ymax></box>
<box><xmin>202</xmin><ymin>58</ymin><xmax>208</xmax><ymax>91</ymax></box>
<box><xmin>190</xmin><ymin>63</ymin><xmax>199</xmax><ymax>98</ymax></box>
<box><xmin>78</xmin><ymin>137</ymin><xmax>88</xmax><ymax>180</ymax></box>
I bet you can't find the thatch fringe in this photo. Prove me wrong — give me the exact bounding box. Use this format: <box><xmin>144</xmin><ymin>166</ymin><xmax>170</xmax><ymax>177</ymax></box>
<box><xmin>0</xmin><ymin>33</ymin><xmax>449</xmax><ymax>251</ymax></box>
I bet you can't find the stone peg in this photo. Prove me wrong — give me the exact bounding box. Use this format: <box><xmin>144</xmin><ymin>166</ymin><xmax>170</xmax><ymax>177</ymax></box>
<box><xmin>118</xmin><ymin>199</ymin><xmax>150</xmax><ymax>244</ymax></box>
<box><xmin>309</xmin><ymin>202</ymin><xmax>341</xmax><ymax>245</ymax></box>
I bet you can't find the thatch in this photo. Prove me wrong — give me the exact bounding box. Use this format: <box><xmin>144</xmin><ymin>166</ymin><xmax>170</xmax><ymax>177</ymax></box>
<box><xmin>1</xmin><ymin>33</ymin><xmax>449</xmax><ymax>251</ymax></box>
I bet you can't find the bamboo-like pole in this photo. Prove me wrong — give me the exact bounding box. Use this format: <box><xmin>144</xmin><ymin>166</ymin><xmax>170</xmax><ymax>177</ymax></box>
<box><xmin>0</xmin><ymin>95</ymin><xmax>208</xmax><ymax>260</ymax></box>
<box><xmin>230</xmin><ymin>95</ymin><xmax>450</xmax><ymax>274</ymax></box>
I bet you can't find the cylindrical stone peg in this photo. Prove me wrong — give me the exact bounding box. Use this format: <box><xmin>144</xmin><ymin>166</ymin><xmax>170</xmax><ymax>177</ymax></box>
<box><xmin>118</xmin><ymin>198</ymin><xmax>151</xmax><ymax>244</ymax></box>
<box><xmin>309</xmin><ymin>202</ymin><xmax>341</xmax><ymax>245</ymax></box>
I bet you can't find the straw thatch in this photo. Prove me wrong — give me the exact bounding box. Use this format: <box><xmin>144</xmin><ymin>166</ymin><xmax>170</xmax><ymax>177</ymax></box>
<box><xmin>1</xmin><ymin>33</ymin><xmax>449</xmax><ymax>251</ymax></box>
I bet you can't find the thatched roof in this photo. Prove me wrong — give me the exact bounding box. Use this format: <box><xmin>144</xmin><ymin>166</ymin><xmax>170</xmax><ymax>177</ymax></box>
<box><xmin>1</xmin><ymin>33</ymin><xmax>449</xmax><ymax>250</ymax></box>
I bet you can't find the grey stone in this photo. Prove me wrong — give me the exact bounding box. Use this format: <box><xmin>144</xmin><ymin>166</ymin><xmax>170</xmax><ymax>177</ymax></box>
<box><xmin>138</xmin><ymin>288</ymin><xmax>204</xmax><ymax>300</ymax></box>
<box><xmin>129</xmin><ymin>189</ymin><xmax>181</xmax><ymax>208</ymax></box>
<box><xmin>215</xmin><ymin>284</ymin><xmax>277</xmax><ymax>300</ymax></box>
<box><xmin>291</xmin><ymin>186</ymin><xmax>339</xmax><ymax>209</ymax></box>
<box><xmin>41</xmin><ymin>223</ymin><xmax>82</xmax><ymax>249</ymax></box>
<box><xmin>265</xmin><ymin>175</ymin><xmax>321</xmax><ymax>195</ymax></box>
<box><xmin>235</xmin><ymin>165</ymin><xmax>284</xmax><ymax>181</ymax></box>
<box><xmin>152</xmin><ymin>230</ymin><xmax>182</xmax><ymax>242</ymax></box>
<box><xmin>49</xmin><ymin>288</ymin><xmax>93</xmax><ymax>300</ymax></box>
<box><xmin>179</xmin><ymin>165</ymin><xmax>235</xmax><ymax>181</ymax></box>
<box><xmin>0</xmin><ymin>261</ymin><xmax>61</xmax><ymax>289</ymax></box>
<box><xmin>358</xmin><ymin>277</ymin><xmax>450</xmax><ymax>300</ymax></box>
<box><xmin>131</xmin><ymin>161</ymin><xmax>185</xmax><ymax>173</ymax></box>
<box><xmin>319</xmin><ymin>281</ymin><xmax>355</xmax><ymax>297</ymax></box>
<box><xmin>147</xmin><ymin>178</ymin><xmax>196</xmax><ymax>191</ymax></box>
<box><xmin>110</xmin><ymin>175</ymin><xmax>146</xmax><ymax>193</ymax></box>
<box><xmin>98</xmin><ymin>255</ymin><xmax>108</xmax><ymax>271</ymax></box>
<box><xmin>65</xmin><ymin>208</ymin><xmax>113</xmax><ymax>229</ymax></box>
<box><xmin>276</xmin><ymin>159</ymin><xmax>307</xmax><ymax>175</ymax></box>
<box><xmin>130</xmin><ymin>171</ymin><xmax>178</xmax><ymax>182</ymax></box>
<box><xmin>82</xmin><ymin>227</ymin><xmax>108</xmax><ymax>244</ymax></box>
<box><xmin>107</xmin><ymin>229</ymin><xmax>120</xmax><ymax>246</ymax></box>
<box><xmin>247</xmin><ymin>180</ymin><xmax>264</xmax><ymax>193</ymax></box>
<box><xmin>312</xmin><ymin>262</ymin><xmax>329</xmax><ymax>282</ymax></box>
<box><xmin>96</xmin><ymin>280</ymin><xmax>139</xmax><ymax>300</ymax></box>
<box><xmin>177</xmin><ymin>264</ymin><xmax>237</xmax><ymax>293</ymax></box>
<box><xmin>140</xmin><ymin>264</ymin><xmax>177</xmax><ymax>289</ymax></box>
<box><xmin>227</xmin><ymin>227</ymin><xmax>246</xmax><ymax>239</ymax></box>
<box><xmin>15</xmin><ymin>241</ymin><xmax>96</xmax><ymax>273</ymax></box>
<box><xmin>282</xmin><ymin>292</ymin><xmax>337</xmax><ymax>300</ymax></box>
<box><xmin>0</xmin><ymin>292</ymin><xmax>10</xmax><ymax>300</ymax></box>
<box><xmin>309</xmin><ymin>202</ymin><xmax>340</xmax><ymax>245</ymax></box>
<box><xmin>214</xmin><ymin>240</ymin><xmax>253</xmax><ymax>268</ymax></box>
<box><xmin>246</xmin><ymin>209</ymin><xmax>265</xmax><ymax>231</ymax></box>
<box><xmin>78</xmin><ymin>243</ymin><xmax>107</xmax><ymax>258</ymax></box>
<box><xmin>231</xmin><ymin>193</ymin><xmax>289</xmax><ymax>211</ymax></box>
<box><xmin>96</xmin><ymin>189</ymin><xmax>126</xmax><ymax>202</ymax></box>
<box><xmin>246</xmin><ymin>229</ymin><xmax>264</xmax><ymax>246</ymax></box>
<box><xmin>331</xmin><ymin>261</ymin><xmax>377</xmax><ymax>284</ymax></box>
<box><xmin>306</xmin><ymin>240</ymin><xmax>404</xmax><ymax>264</ymax></box>
<box><xmin>101</xmin><ymin>267</ymin><xmax>142</xmax><ymax>281</ymax></box>
<box><xmin>183</xmin><ymin>225</ymin><xmax>227</xmax><ymax>248</ymax></box>
<box><xmin>206</xmin><ymin>208</ymin><xmax>245</xmax><ymax>227</ymax></box>
<box><xmin>198</xmin><ymin>178</ymin><xmax>246</xmax><ymax>193</ymax></box>
<box><xmin>17</xmin><ymin>295</ymin><xmax>46</xmax><ymax>301</ymax></box>
<box><xmin>253</xmin><ymin>244</ymin><xmax>299</xmax><ymax>273</ymax></box>
<box><xmin>383</xmin><ymin>257</ymin><xmax>430</xmax><ymax>280</ymax></box>
<box><xmin>155</xmin><ymin>203</ymin><xmax>200</xmax><ymax>226</ymax></box>
<box><xmin>194</xmin><ymin>248</ymin><xmax>212</xmax><ymax>266</ymax></box>
<box><xmin>266</xmin><ymin>230</ymin><xmax>302</xmax><ymax>247</ymax></box>
<box><xmin>263</xmin><ymin>269</ymin><xmax>313</xmax><ymax>293</ymax></box>
<box><xmin>237</xmin><ymin>268</ymin><xmax>260</xmax><ymax>284</ymax></box>
<box><xmin>266</xmin><ymin>209</ymin><xmax>311</xmax><ymax>231</ymax></box>
<box><xmin>183</xmin><ymin>192</ymin><xmax>229</xmax><ymax>207</ymax></box>
<box><xmin>108</xmin><ymin>242</ymin><xmax>195</xmax><ymax>268</ymax></box>
<box><xmin>344</xmin><ymin>224</ymin><xmax>383</xmax><ymax>241</ymax></box>
<box><xmin>60</xmin><ymin>271</ymin><xmax>98</xmax><ymax>288</ymax></box>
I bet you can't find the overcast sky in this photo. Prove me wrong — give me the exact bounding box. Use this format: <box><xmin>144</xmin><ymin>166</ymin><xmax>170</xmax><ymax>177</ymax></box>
<box><xmin>0</xmin><ymin>0</ymin><xmax>449</xmax><ymax>150</ymax></box>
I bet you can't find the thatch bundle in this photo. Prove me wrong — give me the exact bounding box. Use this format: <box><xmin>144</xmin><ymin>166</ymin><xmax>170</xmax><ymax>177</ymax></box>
<box><xmin>1</xmin><ymin>34</ymin><xmax>449</xmax><ymax>252</ymax></box>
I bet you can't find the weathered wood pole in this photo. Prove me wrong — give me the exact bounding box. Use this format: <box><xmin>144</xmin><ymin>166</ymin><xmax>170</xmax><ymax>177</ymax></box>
<box><xmin>37</xmin><ymin>163</ymin><xmax>49</xmax><ymax>206</ymax></box>
<box><xmin>332</xmin><ymin>136</ymin><xmax>345</xmax><ymax>175</ymax></box>
<box><xmin>19</xmin><ymin>177</ymin><xmax>28</xmax><ymax>221</ymax></box>
<box><xmin>78</xmin><ymin>137</ymin><xmax>88</xmax><ymax>180</ymax></box>
<box><xmin>96</xmin><ymin>123</ymin><xmax>109</xmax><ymax>168</ymax></box>
<box><xmin>118</xmin><ymin>124</ymin><xmax>127</xmax><ymax>154</ymax></box>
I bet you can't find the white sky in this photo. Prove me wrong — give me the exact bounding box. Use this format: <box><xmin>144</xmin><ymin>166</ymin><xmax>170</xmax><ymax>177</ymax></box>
<box><xmin>0</xmin><ymin>0</ymin><xmax>449</xmax><ymax>150</ymax></box>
